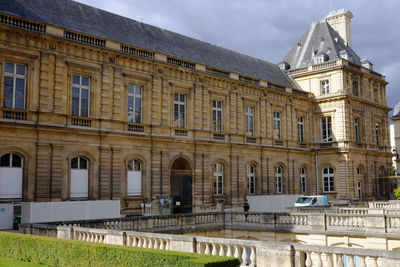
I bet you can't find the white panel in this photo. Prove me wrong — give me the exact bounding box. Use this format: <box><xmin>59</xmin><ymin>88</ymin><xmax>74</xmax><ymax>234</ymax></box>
<box><xmin>0</xmin><ymin>167</ymin><xmax>22</xmax><ymax>198</ymax></box>
<box><xmin>21</xmin><ymin>200</ymin><xmax>121</xmax><ymax>224</ymax></box>
<box><xmin>0</xmin><ymin>204</ymin><xmax>14</xmax><ymax>229</ymax></box>
<box><xmin>127</xmin><ymin>171</ymin><xmax>141</xmax><ymax>196</ymax></box>
<box><xmin>70</xmin><ymin>169</ymin><xmax>88</xmax><ymax>198</ymax></box>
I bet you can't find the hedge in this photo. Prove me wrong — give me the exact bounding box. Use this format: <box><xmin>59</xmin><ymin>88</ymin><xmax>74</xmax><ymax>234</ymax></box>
<box><xmin>0</xmin><ymin>232</ymin><xmax>239</xmax><ymax>267</ymax></box>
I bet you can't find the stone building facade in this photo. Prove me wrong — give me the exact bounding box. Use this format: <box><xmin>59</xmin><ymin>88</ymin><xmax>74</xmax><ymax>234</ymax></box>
<box><xmin>0</xmin><ymin>1</ymin><xmax>392</xmax><ymax>213</ymax></box>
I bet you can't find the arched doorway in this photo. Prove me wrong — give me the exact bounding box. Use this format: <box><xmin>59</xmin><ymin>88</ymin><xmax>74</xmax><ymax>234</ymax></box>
<box><xmin>170</xmin><ymin>157</ymin><xmax>192</xmax><ymax>214</ymax></box>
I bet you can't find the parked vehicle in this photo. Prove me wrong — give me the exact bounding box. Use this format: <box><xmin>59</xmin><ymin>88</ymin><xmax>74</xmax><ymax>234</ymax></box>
<box><xmin>295</xmin><ymin>195</ymin><xmax>328</xmax><ymax>207</ymax></box>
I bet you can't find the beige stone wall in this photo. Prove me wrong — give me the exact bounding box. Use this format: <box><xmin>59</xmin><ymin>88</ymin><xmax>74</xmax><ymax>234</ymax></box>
<box><xmin>0</xmin><ymin>20</ymin><xmax>392</xmax><ymax>213</ymax></box>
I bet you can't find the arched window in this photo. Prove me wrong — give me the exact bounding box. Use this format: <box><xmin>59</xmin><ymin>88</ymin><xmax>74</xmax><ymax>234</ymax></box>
<box><xmin>275</xmin><ymin>166</ymin><xmax>283</xmax><ymax>193</ymax></box>
<box><xmin>213</xmin><ymin>163</ymin><xmax>224</xmax><ymax>195</ymax></box>
<box><xmin>247</xmin><ymin>165</ymin><xmax>255</xmax><ymax>194</ymax></box>
<box><xmin>0</xmin><ymin>153</ymin><xmax>23</xmax><ymax>199</ymax></box>
<box><xmin>127</xmin><ymin>159</ymin><xmax>142</xmax><ymax>197</ymax></box>
<box><xmin>322</xmin><ymin>167</ymin><xmax>334</xmax><ymax>192</ymax></box>
<box><xmin>300</xmin><ymin>167</ymin><xmax>306</xmax><ymax>193</ymax></box>
<box><xmin>70</xmin><ymin>156</ymin><xmax>89</xmax><ymax>199</ymax></box>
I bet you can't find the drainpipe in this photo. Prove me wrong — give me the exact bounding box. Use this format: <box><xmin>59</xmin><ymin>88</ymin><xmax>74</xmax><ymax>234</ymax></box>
<box><xmin>315</xmin><ymin>152</ymin><xmax>319</xmax><ymax>195</ymax></box>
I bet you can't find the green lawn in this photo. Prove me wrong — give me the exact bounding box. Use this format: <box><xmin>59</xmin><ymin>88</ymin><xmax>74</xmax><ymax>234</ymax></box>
<box><xmin>0</xmin><ymin>256</ymin><xmax>47</xmax><ymax>267</ymax></box>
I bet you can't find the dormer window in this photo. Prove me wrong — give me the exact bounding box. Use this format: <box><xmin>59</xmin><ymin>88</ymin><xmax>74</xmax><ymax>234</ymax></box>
<box><xmin>315</xmin><ymin>56</ymin><xmax>325</xmax><ymax>64</ymax></box>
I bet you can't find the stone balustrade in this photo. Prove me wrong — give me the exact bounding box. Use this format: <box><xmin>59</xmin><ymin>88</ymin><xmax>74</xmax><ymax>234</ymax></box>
<box><xmin>19</xmin><ymin>211</ymin><xmax>400</xmax><ymax>236</ymax></box>
<box><xmin>369</xmin><ymin>200</ymin><xmax>400</xmax><ymax>209</ymax></box>
<box><xmin>54</xmin><ymin>226</ymin><xmax>400</xmax><ymax>267</ymax></box>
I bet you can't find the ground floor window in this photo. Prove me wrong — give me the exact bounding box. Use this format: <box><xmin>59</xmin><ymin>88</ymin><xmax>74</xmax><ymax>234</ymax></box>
<box><xmin>275</xmin><ymin>166</ymin><xmax>283</xmax><ymax>193</ymax></box>
<box><xmin>322</xmin><ymin>167</ymin><xmax>334</xmax><ymax>192</ymax></box>
<box><xmin>247</xmin><ymin>165</ymin><xmax>255</xmax><ymax>194</ymax></box>
<box><xmin>213</xmin><ymin>163</ymin><xmax>224</xmax><ymax>195</ymax></box>
<box><xmin>0</xmin><ymin>153</ymin><xmax>23</xmax><ymax>199</ymax></box>
<box><xmin>70</xmin><ymin>156</ymin><xmax>89</xmax><ymax>199</ymax></box>
<box><xmin>128</xmin><ymin>159</ymin><xmax>142</xmax><ymax>196</ymax></box>
<box><xmin>300</xmin><ymin>167</ymin><xmax>306</xmax><ymax>193</ymax></box>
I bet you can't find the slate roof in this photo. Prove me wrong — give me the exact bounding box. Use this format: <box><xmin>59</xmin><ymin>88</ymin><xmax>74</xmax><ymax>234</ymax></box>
<box><xmin>0</xmin><ymin>0</ymin><xmax>298</xmax><ymax>88</ymax></box>
<box><xmin>281</xmin><ymin>19</ymin><xmax>361</xmax><ymax>69</ymax></box>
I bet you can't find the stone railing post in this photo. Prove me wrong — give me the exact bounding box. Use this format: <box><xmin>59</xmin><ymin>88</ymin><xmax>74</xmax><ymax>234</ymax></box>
<box><xmin>307</xmin><ymin>213</ymin><xmax>326</xmax><ymax>231</ymax></box>
<box><xmin>364</xmin><ymin>215</ymin><xmax>386</xmax><ymax>233</ymax></box>
<box><xmin>57</xmin><ymin>226</ymin><xmax>73</xmax><ymax>239</ymax></box>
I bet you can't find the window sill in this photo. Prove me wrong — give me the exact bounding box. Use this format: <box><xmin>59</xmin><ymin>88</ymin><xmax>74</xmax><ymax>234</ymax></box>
<box><xmin>126</xmin><ymin>196</ymin><xmax>143</xmax><ymax>200</ymax></box>
<box><xmin>322</xmin><ymin>191</ymin><xmax>337</xmax><ymax>194</ymax></box>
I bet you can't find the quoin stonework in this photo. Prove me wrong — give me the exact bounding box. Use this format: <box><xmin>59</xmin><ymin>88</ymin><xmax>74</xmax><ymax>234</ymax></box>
<box><xmin>0</xmin><ymin>1</ymin><xmax>392</xmax><ymax>214</ymax></box>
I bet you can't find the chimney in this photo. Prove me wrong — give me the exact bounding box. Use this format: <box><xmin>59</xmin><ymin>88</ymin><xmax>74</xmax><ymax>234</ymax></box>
<box><xmin>325</xmin><ymin>9</ymin><xmax>353</xmax><ymax>47</ymax></box>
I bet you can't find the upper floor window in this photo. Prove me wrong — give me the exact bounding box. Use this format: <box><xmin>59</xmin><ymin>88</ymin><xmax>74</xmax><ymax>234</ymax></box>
<box><xmin>375</xmin><ymin>123</ymin><xmax>380</xmax><ymax>145</ymax></box>
<box><xmin>273</xmin><ymin>112</ymin><xmax>281</xmax><ymax>139</ymax></box>
<box><xmin>212</xmin><ymin>100</ymin><xmax>223</xmax><ymax>133</ymax></box>
<box><xmin>352</xmin><ymin>81</ymin><xmax>359</xmax><ymax>96</ymax></box>
<box><xmin>247</xmin><ymin>164</ymin><xmax>255</xmax><ymax>194</ymax></box>
<box><xmin>321</xmin><ymin>80</ymin><xmax>329</xmax><ymax>95</ymax></box>
<box><xmin>298</xmin><ymin>117</ymin><xmax>305</xmax><ymax>142</ymax></box>
<box><xmin>128</xmin><ymin>84</ymin><xmax>142</xmax><ymax>123</ymax></box>
<box><xmin>3</xmin><ymin>62</ymin><xmax>26</xmax><ymax>110</ymax></box>
<box><xmin>373</xmin><ymin>89</ymin><xmax>378</xmax><ymax>102</ymax></box>
<box><xmin>245</xmin><ymin>106</ymin><xmax>254</xmax><ymax>136</ymax></box>
<box><xmin>275</xmin><ymin>165</ymin><xmax>283</xmax><ymax>193</ymax></box>
<box><xmin>322</xmin><ymin>167</ymin><xmax>334</xmax><ymax>192</ymax></box>
<box><xmin>174</xmin><ymin>93</ymin><xmax>186</xmax><ymax>128</ymax></box>
<box><xmin>354</xmin><ymin>118</ymin><xmax>360</xmax><ymax>143</ymax></box>
<box><xmin>321</xmin><ymin>116</ymin><xmax>332</xmax><ymax>142</ymax></box>
<box><xmin>72</xmin><ymin>75</ymin><xmax>90</xmax><ymax>117</ymax></box>
<box><xmin>213</xmin><ymin>163</ymin><xmax>224</xmax><ymax>195</ymax></box>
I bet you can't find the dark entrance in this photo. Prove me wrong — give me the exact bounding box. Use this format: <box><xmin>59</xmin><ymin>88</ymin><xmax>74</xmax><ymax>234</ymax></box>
<box><xmin>170</xmin><ymin>158</ymin><xmax>192</xmax><ymax>214</ymax></box>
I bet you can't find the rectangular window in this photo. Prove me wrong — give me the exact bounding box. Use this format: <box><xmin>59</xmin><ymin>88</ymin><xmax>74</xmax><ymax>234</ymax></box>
<box><xmin>323</xmin><ymin>167</ymin><xmax>335</xmax><ymax>192</ymax></box>
<box><xmin>213</xmin><ymin>164</ymin><xmax>224</xmax><ymax>195</ymax></box>
<box><xmin>174</xmin><ymin>93</ymin><xmax>186</xmax><ymax>128</ymax></box>
<box><xmin>3</xmin><ymin>62</ymin><xmax>26</xmax><ymax>110</ymax></box>
<box><xmin>374</xmin><ymin>89</ymin><xmax>378</xmax><ymax>102</ymax></box>
<box><xmin>128</xmin><ymin>84</ymin><xmax>142</xmax><ymax>123</ymax></box>
<box><xmin>212</xmin><ymin>100</ymin><xmax>223</xmax><ymax>133</ymax></box>
<box><xmin>273</xmin><ymin>112</ymin><xmax>281</xmax><ymax>139</ymax></box>
<box><xmin>245</xmin><ymin>106</ymin><xmax>254</xmax><ymax>136</ymax></box>
<box><xmin>321</xmin><ymin>116</ymin><xmax>332</xmax><ymax>142</ymax></box>
<box><xmin>300</xmin><ymin>168</ymin><xmax>306</xmax><ymax>193</ymax></box>
<box><xmin>298</xmin><ymin>117</ymin><xmax>305</xmax><ymax>142</ymax></box>
<box><xmin>321</xmin><ymin>80</ymin><xmax>329</xmax><ymax>95</ymax></box>
<box><xmin>352</xmin><ymin>81</ymin><xmax>358</xmax><ymax>96</ymax></box>
<box><xmin>375</xmin><ymin>123</ymin><xmax>380</xmax><ymax>145</ymax></box>
<box><xmin>354</xmin><ymin>118</ymin><xmax>360</xmax><ymax>142</ymax></box>
<box><xmin>72</xmin><ymin>75</ymin><xmax>90</xmax><ymax>117</ymax></box>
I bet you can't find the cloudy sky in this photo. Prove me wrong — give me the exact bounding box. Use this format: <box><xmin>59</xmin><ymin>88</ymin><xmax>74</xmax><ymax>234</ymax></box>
<box><xmin>75</xmin><ymin>0</ymin><xmax>400</xmax><ymax>117</ymax></box>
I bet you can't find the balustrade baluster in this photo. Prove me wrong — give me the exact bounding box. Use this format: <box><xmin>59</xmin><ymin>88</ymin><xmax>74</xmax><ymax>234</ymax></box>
<box><xmin>137</xmin><ymin>237</ymin><xmax>143</xmax><ymax>247</ymax></box>
<box><xmin>324</xmin><ymin>253</ymin><xmax>333</xmax><ymax>267</ymax></box>
<box><xmin>347</xmin><ymin>255</ymin><xmax>355</xmax><ymax>267</ymax></box>
<box><xmin>305</xmin><ymin>252</ymin><xmax>312</xmax><ymax>267</ymax></box>
<box><xmin>335</xmin><ymin>254</ymin><xmax>344</xmax><ymax>267</ymax></box>
<box><xmin>160</xmin><ymin>239</ymin><xmax>165</xmax><ymax>250</ymax></box>
<box><xmin>312</xmin><ymin>252</ymin><xmax>322</xmax><ymax>267</ymax></box>
<box><xmin>166</xmin><ymin>240</ymin><xmax>170</xmax><ymax>250</ymax></box>
<box><xmin>359</xmin><ymin>256</ymin><xmax>366</xmax><ymax>267</ymax></box>
<box><xmin>365</xmin><ymin>256</ymin><xmax>378</xmax><ymax>267</ymax></box>
<box><xmin>143</xmin><ymin>238</ymin><xmax>148</xmax><ymax>248</ymax></box>
<box><xmin>234</xmin><ymin>246</ymin><xmax>240</xmax><ymax>261</ymax></box>
<box><xmin>250</xmin><ymin>247</ymin><xmax>256</xmax><ymax>267</ymax></box>
<box><xmin>205</xmin><ymin>243</ymin><xmax>211</xmax><ymax>255</ymax></box>
<box><xmin>211</xmin><ymin>244</ymin><xmax>218</xmax><ymax>255</ymax></box>
<box><xmin>227</xmin><ymin>245</ymin><xmax>233</xmax><ymax>257</ymax></box>
<box><xmin>242</xmin><ymin>246</ymin><xmax>249</xmax><ymax>265</ymax></box>
<box><xmin>219</xmin><ymin>245</ymin><xmax>225</xmax><ymax>256</ymax></box>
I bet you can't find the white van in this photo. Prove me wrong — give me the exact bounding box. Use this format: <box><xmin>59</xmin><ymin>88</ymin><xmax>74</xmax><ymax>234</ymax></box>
<box><xmin>294</xmin><ymin>195</ymin><xmax>328</xmax><ymax>207</ymax></box>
